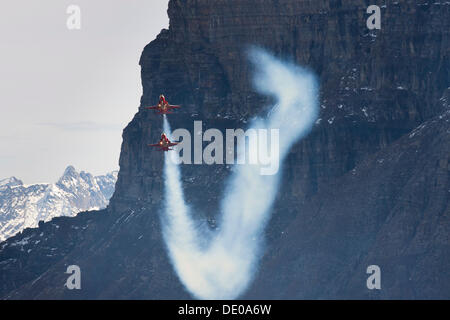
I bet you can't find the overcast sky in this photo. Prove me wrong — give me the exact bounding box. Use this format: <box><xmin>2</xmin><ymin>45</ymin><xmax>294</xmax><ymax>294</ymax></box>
<box><xmin>0</xmin><ymin>0</ymin><xmax>169</xmax><ymax>184</ymax></box>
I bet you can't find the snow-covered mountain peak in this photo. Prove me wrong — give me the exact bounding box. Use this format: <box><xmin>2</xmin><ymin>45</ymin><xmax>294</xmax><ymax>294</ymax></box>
<box><xmin>58</xmin><ymin>165</ymin><xmax>80</xmax><ymax>184</ymax></box>
<box><xmin>62</xmin><ymin>165</ymin><xmax>78</xmax><ymax>177</ymax></box>
<box><xmin>0</xmin><ymin>167</ymin><xmax>118</xmax><ymax>242</ymax></box>
<box><xmin>0</xmin><ymin>177</ymin><xmax>23</xmax><ymax>188</ymax></box>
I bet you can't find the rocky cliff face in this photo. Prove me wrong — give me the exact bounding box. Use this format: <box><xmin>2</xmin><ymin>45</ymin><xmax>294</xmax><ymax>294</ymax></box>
<box><xmin>0</xmin><ymin>0</ymin><xmax>448</xmax><ymax>299</ymax></box>
<box><xmin>112</xmin><ymin>0</ymin><xmax>449</xmax><ymax>233</ymax></box>
<box><xmin>247</xmin><ymin>109</ymin><xmax>450</xmax><ymax>299</ymax></box>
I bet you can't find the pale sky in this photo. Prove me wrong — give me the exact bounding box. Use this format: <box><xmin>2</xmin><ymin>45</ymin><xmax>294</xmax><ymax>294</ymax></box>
<box><xmin>0</xmin><ymin>0</ymin><xmax>169</xmax><ymax>184</ymax></box>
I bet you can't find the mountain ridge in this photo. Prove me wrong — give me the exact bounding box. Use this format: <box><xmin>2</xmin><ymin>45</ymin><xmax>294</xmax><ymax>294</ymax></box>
<box><xmin>0</xmin><ymin>166</ymin><xmax>118</xmax><ymax>241</ymax></box>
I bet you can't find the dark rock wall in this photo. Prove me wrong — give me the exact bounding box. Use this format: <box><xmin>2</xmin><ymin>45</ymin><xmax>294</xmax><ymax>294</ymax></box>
<box><xmin>110</xmin><ymin>0</ymin><xmax>449</xmax><ymax>241</ymax></box>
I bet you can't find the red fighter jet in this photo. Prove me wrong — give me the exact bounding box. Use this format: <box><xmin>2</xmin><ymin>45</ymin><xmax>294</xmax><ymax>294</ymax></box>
<box><xmin>145</xmin><ymin>94</ymin><xmax>181</xmax><ymax>115</ymax></box>
<box><xmin>148</xmin><ymin>133</ymin><xmax>179</xmax><ymax>151</ymax></box>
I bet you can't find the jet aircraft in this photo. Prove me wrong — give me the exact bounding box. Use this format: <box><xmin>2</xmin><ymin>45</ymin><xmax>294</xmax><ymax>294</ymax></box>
<box><xmin>145</xmin><ymin>94</ymin><xmax>181</xmax><ymax>115</ymax></box>
<box><xmin>148</xmin><ymin>133</ymin><xmax>179</xmax><ymax>151</ymax></box>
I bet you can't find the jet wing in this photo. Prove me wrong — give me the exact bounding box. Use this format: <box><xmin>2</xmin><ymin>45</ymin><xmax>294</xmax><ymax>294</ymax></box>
<box><xmin>167</xmin><ymin>142</ymin><xmax>179</xmax><ymax>147</ymax></box>
<box><xmin>145</xmin><ymin>105</ymin><xmax>159</xmax><ymax>110</ymax></box>
<box><xmin>167</xmin><ymin>105</ymin><xmax>181</xmax><ymax>109</ymax></box>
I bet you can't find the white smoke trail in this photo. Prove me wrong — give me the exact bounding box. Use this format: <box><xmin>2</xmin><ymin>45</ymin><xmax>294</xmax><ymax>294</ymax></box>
<box><xmin>161</xmin><ymin>48</ymin><xmax>319</xmax><ymax>299</ymax></box>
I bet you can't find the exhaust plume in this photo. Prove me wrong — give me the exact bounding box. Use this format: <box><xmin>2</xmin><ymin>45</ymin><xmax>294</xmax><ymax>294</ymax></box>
<box><xmin>161</xmin><ymin>48</ymin><xmax>319</xmax><ymax>299</ymax></box>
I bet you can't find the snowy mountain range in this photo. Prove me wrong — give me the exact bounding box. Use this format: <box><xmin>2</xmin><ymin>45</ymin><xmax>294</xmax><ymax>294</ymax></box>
<box><xmin>0</xmin><ymin>166</ymin><xmax>117</xmax><ymax>241</ymax></box>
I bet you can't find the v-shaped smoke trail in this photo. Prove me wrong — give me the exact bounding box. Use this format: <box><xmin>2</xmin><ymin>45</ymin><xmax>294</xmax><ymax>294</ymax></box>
<box><xmin>162</xmin><ymin>48</ymin><xmax>319</xmax><ymax>299</ymax></box>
